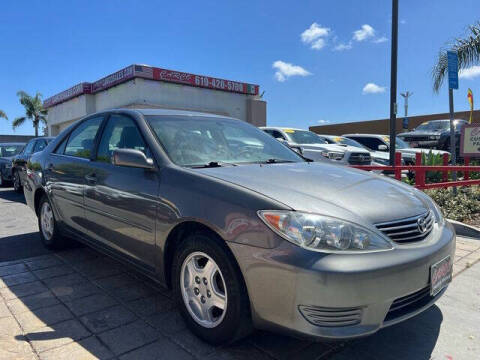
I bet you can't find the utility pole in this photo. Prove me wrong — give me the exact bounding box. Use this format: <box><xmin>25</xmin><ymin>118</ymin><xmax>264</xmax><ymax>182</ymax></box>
<box><xmin>389</xmin><ymin>0</ymin><xmax>399</xmax><ymax>166</ymax></box>
<box><xmin>400</xmin><ymin>91</ymin><xmax>413</xmax><ymax>131</ymax></box>
<box><xmin>447</xmin><ymin>50</ymin><xmax>459</xmax><ymax>195</ymax></box>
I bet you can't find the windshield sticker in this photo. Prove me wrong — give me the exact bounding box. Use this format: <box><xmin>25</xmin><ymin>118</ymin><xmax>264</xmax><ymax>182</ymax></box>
<box><xmin>383</xmin><ymin>136</ymin><xmax>390</xmax><ymax>142</ymax></box>
<box><xmin>283</xmin><ymin>129</ymin><xmax>295</xmax><ymax>133</ymax></box>
<box><xmin>333</xmin><ymin>136</ymin><xmax>343</xmax><ymax>142</ymax></box>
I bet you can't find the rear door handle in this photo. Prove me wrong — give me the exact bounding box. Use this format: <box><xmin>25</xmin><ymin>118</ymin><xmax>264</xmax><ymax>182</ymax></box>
<box><xmin>85</xmin><ymin>173</ymin><xmax>97</xmax><ymax>185</ymax></box>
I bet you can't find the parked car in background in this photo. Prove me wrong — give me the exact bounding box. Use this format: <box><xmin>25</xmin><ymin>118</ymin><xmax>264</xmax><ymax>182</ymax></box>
<box><xmin>398</xmin><ymin>119</ymin><xmax>467</xmax><ymax>153</ymax></box>
<box><xmin>320</xmin><ymin>135</ymin><xmax>392</xmax><ymax>166</ymax></box>
<box><xmin>25</xmin><ymin>109</ymin><xmax>454</xmax><ymax>344</ymax></box>
<box><xmin>343</xmin><ymin>134</ymin><xmax>449</xmax><ymax>164</ymax></box>
<box><xmin>0</xmin><ymin>143</ymin><xmax>25</xmax><ymax>186</ymax></box>
<box><xmin>261</xmin><ymin>127</ymin><xmax>372</xmax><ymax>165</ymax></box>
<box><xmin>12</xmin><ymin>136</ymin><xmax>54</xmax><ymax>192</ymax></box>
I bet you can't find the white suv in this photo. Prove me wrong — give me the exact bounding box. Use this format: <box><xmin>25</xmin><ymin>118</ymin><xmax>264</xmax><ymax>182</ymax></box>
<box><xmin>261</xmin><ymin>127</ymin><xmax>372</xmax><ymax>165</ymax></box>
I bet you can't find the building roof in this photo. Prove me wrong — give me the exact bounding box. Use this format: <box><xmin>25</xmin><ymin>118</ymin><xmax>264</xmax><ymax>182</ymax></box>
<box><xmin>44</xmin><ymin>64</ymin><xmax>260</xmax><ymax>109</ymax></box>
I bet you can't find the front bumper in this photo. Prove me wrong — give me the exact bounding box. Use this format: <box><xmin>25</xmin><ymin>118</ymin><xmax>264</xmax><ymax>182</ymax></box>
<box><xmin>228</xmin><ymin>221</ymin><xmax>455</xmax><ymax>340</ymax></box>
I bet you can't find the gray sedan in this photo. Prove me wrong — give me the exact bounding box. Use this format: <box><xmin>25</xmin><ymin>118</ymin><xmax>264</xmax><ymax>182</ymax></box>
<box><xmin>24</xmin><ymin>109</ymin><xmax>455</xmax><ymax>344</ymax></box>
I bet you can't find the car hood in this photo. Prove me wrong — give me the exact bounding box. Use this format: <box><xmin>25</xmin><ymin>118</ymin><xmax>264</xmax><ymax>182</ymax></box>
<box><xmin>399</xmin><ymin>130</ymin><xmax>443</xmax><ymax>136</ymax></box>
<box><xmin>399</xmin><ymin>148</ymin><xmax>449</xmax><ymax>156</ymax></box>
<box><xmin>0</xmin><ymin>156</ymin><xmax>14</xmax><ymax>163</ymax></box>
<box><xmin>296</xmin><ymin>143</ymin><xmax>345</xmax><ymax>151</ymax></box>
<box><xmin>196</xmin><ymin>162</ymin><xmax>430</xmax><ymax>224</ymax></box>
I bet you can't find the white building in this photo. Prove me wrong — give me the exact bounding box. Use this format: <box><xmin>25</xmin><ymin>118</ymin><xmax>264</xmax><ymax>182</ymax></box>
<box><xmin>44</xmin><ymin>64</ymin><xmax>266</xmax><ymax>136</ymax></box>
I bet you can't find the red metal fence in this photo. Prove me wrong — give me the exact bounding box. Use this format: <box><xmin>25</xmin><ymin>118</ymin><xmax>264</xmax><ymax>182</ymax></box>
<box><xmin>351</xmin><ymin>153</ymin><xmax>480</xmax><ymax>190</ymax></box>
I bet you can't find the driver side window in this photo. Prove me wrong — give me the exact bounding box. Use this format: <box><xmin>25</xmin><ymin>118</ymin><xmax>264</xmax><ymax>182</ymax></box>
<box><xmin>96</xmin><ymin>115</ymin><xmax>147</xmax><ymax>163</ymax></box>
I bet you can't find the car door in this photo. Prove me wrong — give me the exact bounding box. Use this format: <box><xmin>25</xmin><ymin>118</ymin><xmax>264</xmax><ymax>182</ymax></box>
<box><xmin>83</xmin><ymin>113</ymin><xmax>158</xmax><ymax>269</ymax></box>
<box><xmin>45</xmin><ymin>116</ymin><xmax>103</xmax><ymax>234</ymax></box>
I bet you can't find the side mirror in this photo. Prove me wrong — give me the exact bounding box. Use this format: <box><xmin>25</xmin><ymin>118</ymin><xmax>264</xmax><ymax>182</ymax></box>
<box><xmin>112</xmin><ymin>149</ymin><xmax>154</xmax><ymax>169</ymax></box>
<box><xmin>378</xmin><ymin>144</ymin><xmax>388</xmax><ymax>151</ymax></box>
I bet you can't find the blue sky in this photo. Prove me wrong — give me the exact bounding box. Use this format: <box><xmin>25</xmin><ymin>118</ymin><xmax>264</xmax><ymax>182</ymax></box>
<box><xmin>1</xmin><ymin>0</ymin><xmax>480</xmax><ymax>135</ymax></box>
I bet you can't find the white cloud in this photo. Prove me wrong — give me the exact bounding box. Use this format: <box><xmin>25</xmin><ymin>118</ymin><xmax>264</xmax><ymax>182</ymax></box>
<box><xmin>317</xmin><ymin>119</ymin><xmax>330</xmax><ymax>124</ymax></box>
<box><xmin>353</xmin><ymin>24</ymin><xmax>375</xmax><ymax>41</ymax></box>
<box><xmin>459</xmin><ymin>65</ymin><xmax>480</xmax><ymax>79</ymax></box>
<box><xmin>333</xmin><ymin>42</ymin><xmax>352</xmax><ymax>51</ymax></box>
<box><xmin>272</xmin><ymin>61</ymin><xmax>312</xmax><ymax>82</ymax></box>
<box><xmin>400</xmin><ymin>19</ymin><xmax>406</xmax><ymax>25</ymax></box>
<box><xmin>362</xmin><ymin>83</ymin><xmax>386</xmax><ymax>94</ymax></box>
<box><xmin>301</xmin><ymin>23</ymin><xmax>330</xmax><ymax>50</ymax></box>
<box><xmin>374</xmin><ymin>36</ymin><xmax>388</xmax><ymax>43</ymax></box>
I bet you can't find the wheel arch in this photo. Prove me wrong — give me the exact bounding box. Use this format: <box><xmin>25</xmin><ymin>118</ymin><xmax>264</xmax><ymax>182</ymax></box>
<box><xmin>33</xmin><ymin>187</ymin><xmax>46</xmax><ymax>216</ymax></box>
<box><xmin>162</xmin><ymin>220</ymin><xmax>242</xmax><ymax>290</ymax></box>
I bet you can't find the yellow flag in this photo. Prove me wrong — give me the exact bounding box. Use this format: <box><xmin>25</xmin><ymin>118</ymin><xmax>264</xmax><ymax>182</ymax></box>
<box><xmin>468</xmin><ymin>88</ymin><xmax>474</xmax><ymax>123</ymax></box>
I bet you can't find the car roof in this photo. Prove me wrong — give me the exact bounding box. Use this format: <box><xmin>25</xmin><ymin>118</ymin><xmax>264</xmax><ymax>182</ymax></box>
<box><xmin>128</xmin><ymin>108</ymin><xmax>233</xmax><ymax>119</ymax></box>
<box><xmin>343</xmin><ymin>134</ymin><xmax>388</xmax><ymax>138</ymax></box>
<box><xmin>259</xmin><ymin>127</ymin><xmax>307</xmax><ymax>131</ymax></box>
<box><xmin>0</xmin><ymin>142</ymin><xmax>26</xmax><ymax>146</ymax></box>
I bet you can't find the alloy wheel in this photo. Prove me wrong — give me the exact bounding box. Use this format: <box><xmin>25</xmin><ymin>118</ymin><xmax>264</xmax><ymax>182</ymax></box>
<box><xmin>40</xmin><ymin>202</ymin><xmax>54</xmax><ymax>241</ymax></box>
<box><xmin>180</xmin><ymin>251</ymin><xmax>227</xmax><ymax>328</ymax></box>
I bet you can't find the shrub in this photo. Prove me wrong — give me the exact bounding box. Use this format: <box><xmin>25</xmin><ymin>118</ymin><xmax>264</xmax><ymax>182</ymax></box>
<box><xmin>424</xmin><ymin>187</ymin><xmax>480</xmax><ymax>222</ymax></box>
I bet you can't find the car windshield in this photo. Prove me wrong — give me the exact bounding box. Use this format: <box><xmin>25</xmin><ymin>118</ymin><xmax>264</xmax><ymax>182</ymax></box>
<box><xmin>0</xmin><ymin>144</ymin><xmax>24</xmax><ymax>157</ymax></box>
<box><xmin>383</xmin><ymin>136</ymin><xmax>410</xmax><ymax>149</ymax></box>
<box><xmin>146</xmin><ymin>116</ymin><xmax>305</xmax><ymax>167</ymax></box>
<box><xmin>285</xmin><ymin>130</ymin><xmax>329</xmax><ymax>144</ymax></box>
<box><xmin>331</xmin><ymin>136</ymin><xmax>368</xmax><ymax>149</ymax></box>
<box><xmin>415</xmin><ymin>121</ymin><xmax>450</xmax><ymax>132</ymax></box>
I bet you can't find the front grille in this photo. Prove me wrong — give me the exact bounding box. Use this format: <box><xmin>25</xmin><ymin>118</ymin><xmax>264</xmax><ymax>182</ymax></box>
<box><xmin>384</xmin><ymin>285</ymin><xmax>439</xmax><ymax>322</ymax></box>
<box><xmin>299</xmin><ymin>305</ymin><xmax>362</xmax><ymax>327</ymax></box>
<box><xmin>375</xmin><ymin>211</ymin><xmax>434</xmax><ymax>244</ymax></box>
<box><xmin>348</xmin><ymin>152</ymin><xmax>371</xmax><ymax>165</ymax></box>
<box><xmin>402</xmin><ymin>136</ymin><xmax>430</xmax><ymax>142</ymax></box>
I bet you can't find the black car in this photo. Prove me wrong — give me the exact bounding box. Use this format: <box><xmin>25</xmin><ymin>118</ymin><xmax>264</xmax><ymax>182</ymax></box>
<box><xmin>398</xmin><ymin>119</ymin><xmax>467</xmax><ymax>152</ymax></box>
<box><xmin>0</xmin><ymin>143</ymin><xmax>25</xmax><ymax>186</ymax></box>
<box><xmin>12</xmin><ymin>137</ymin><xmax>54</xmax><ymax>192</ymax></box>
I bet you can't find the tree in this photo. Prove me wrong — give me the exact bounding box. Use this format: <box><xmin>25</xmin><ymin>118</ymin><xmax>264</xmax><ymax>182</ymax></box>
<box><xmin>0</xmin><ymin>110</ymin><xmax>7</xmax><ymax>121</ymax></box>
<box><xmin>13</xmin><ymin>91</ymin><xmax>47</xmax><ymax>136</ymax></box>
<box><xmin>432</xmin><ymin>22</ymin><xmax>480</xmax><ymax>92</ymax></box>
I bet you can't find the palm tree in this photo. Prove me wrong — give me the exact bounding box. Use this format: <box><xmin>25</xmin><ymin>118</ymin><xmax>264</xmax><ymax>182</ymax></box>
<box><xmin>13</xmin><ymin>91</ymin><xmax>47</xmax><ymax>136</ymax></box>
<box><xmin>433</xmin><ymin>22</ymin><xmax>480</xmax><ymax>92</ymax></box>
<box><xmin>0</xmin><ymin>110</ymin><xmax>7</xmax><ymax>121</ymax></box>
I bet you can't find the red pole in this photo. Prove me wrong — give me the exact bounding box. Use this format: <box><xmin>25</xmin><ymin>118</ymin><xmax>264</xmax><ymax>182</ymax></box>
<box><xmin>443</xmin><ymin>153</ymin><xmax>449</xmax><ymax>182</ymax></box>
<box><xmin>395</xmin><ymin>152</ymin><xmax>402</xmax><ymax>180</ymax></box>
<box><xmin>465</xmin><ymin>157</ymin><xmax>470</xmax><ymax>180</ymax></box>
<box><xmin>415</xmin><ymin>153</ymin><xmax>425</xmax><ymax>188</ymax></box>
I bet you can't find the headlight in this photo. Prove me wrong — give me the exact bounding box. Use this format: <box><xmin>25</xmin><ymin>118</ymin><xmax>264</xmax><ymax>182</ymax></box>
<box><xmin>258</xmin><ymin>211</ymin><xmax>394</xmax><ymax>253</ymax></box>
<box><xmin>321</xmin><ymin>151</ymin><xmax>345</xmax><ymax>161</ymax></box>
<box><xmin>429</xmin><ymin>135</ymin><xmax>440</xmax><ymax>140</ymax></box>
<box><xmin>430</xmin><ymin>200</ymin><xmax>444</xmax><ymax>225</ymax></box>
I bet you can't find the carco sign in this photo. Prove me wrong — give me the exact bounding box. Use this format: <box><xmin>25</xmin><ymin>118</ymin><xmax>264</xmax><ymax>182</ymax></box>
<box><xmin>44</xmin><ymin>64</ymin><xmax>259</xmax><ymax>108</ymax></box>
<box><xmin>460</xmin><ymin>124</ymin><xmax>480</xmax><ymax>157</ymax></box>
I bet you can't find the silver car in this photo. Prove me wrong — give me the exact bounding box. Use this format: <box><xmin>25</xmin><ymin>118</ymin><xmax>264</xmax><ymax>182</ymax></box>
<box><xmin>24</xmin><ymin>109</ymin><xmax>455</xmax><ymax>344</ymax></box>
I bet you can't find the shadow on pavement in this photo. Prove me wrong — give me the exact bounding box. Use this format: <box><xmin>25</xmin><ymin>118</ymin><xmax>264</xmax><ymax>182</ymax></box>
<box><xmin>331</xmin><ymin>305</ymin><xmax>443</xmax><ymax>360</ymax></box>
<box><xmin>0</xmin><ymin>187</ymin><xmax>25</xmax><ymax>204</ymax></box>
<box><xmin>0</xmin><ymin>232</ymin><xmax>52</xmax><ymax>262</ymax></box>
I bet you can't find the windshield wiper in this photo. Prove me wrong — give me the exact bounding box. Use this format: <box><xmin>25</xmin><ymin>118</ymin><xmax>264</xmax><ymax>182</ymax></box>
<box><xmin>189</xmin><ymin>161</ymin><xmax>238</xmax><ymax>168</ymax></box>
<box><xmin>258</xmin><ymin>159</ymin><xmax>296</xmax><ymax>164</ymax></box>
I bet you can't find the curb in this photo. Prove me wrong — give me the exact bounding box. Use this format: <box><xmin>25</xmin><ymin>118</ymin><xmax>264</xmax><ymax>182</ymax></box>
<box><xmin>447</xmin><ymin>219</ymin><xmax>480</xmax><ymax>239</ymax></box>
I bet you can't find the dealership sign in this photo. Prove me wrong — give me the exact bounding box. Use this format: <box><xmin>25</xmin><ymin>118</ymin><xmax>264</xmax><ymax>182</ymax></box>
<box><xmin>44</xmin><ymin>64</ymin><xmax>259</xmax><ymax>108</ymax></box>
<box><xmin>460</xmin><ymin>124</ymin><xmax>480</xmax><ymax>157</ymax></box>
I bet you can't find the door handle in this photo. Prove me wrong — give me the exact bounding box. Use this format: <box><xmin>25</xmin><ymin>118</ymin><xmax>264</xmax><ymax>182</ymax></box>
<box><xmin>85</xmin><ymin>173</ymin><xmax>97</xmax><ymax>185</ymax></box>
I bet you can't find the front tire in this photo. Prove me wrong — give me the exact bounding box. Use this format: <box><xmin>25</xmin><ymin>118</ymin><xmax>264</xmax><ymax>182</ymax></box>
<box><xmin>13</xmin><ymin>170</ymin><xmax>22</xmax><ymax>193</ymax></box>
<box><xmin>38</xmin><ymin>194</ymin><xmax>64</xmax><ymax>249</ymax></box>
<box><xmin>172</xmin><ymin>231</ymin><xmax>252</xmax><ymax>345</ymax></box>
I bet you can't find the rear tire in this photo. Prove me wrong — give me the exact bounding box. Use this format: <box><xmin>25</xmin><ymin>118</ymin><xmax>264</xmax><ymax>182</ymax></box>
<box><xmin>13</xmin><ymin>171</ymin><xmax>22</xmax><ymax>193</ymax></box>
<box><xmin>172</xmin><ymin>231</ymin><xmax>252</xmax><ymax>345</ymax></box>
<box><xmin>38</xmin><ymin>194</ymin><xmax>65</xmax><ymax>249</ymax></box>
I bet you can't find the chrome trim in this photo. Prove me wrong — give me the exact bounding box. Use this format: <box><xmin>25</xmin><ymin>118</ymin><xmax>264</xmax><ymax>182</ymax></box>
<box><xmin>375</xmin><ymin>211</ymin><xmax>434</xmax><ymax>244</ymax></box>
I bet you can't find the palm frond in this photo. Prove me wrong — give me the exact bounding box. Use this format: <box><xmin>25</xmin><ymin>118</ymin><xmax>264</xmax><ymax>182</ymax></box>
<box><xmin>0</xmin><ymin>110</ymin><xmax>7</xmax><ymax>120</ymax></box>
<box><xmin>433</xmin><ymin>22</ymin><xmax>480</xmax><ymax>92</ymax></box>
<box><xmin>12</xmin><ymin>116</ymin><xmax>26</xmax><ymax>129</ymax></box>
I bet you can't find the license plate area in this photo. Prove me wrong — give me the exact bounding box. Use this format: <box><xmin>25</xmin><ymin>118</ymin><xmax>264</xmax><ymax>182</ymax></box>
<box><xmin>430</xmin><ymin>256</ymin><xmax>452</xmax><ymax>296</ymax></box>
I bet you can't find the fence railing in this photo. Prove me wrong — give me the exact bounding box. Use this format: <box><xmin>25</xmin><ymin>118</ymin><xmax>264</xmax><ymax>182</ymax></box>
<box><xmin>351</xmin><ymin>152</ymin><xmax>480</xmax><ymax>190</ymax></box>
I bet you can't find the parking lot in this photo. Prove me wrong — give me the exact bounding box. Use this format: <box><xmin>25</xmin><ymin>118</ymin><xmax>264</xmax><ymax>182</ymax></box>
<box><xmin>0</xmin><ymin>186</ymin><xmax>479</xmax><ymax>360</ymax></box>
